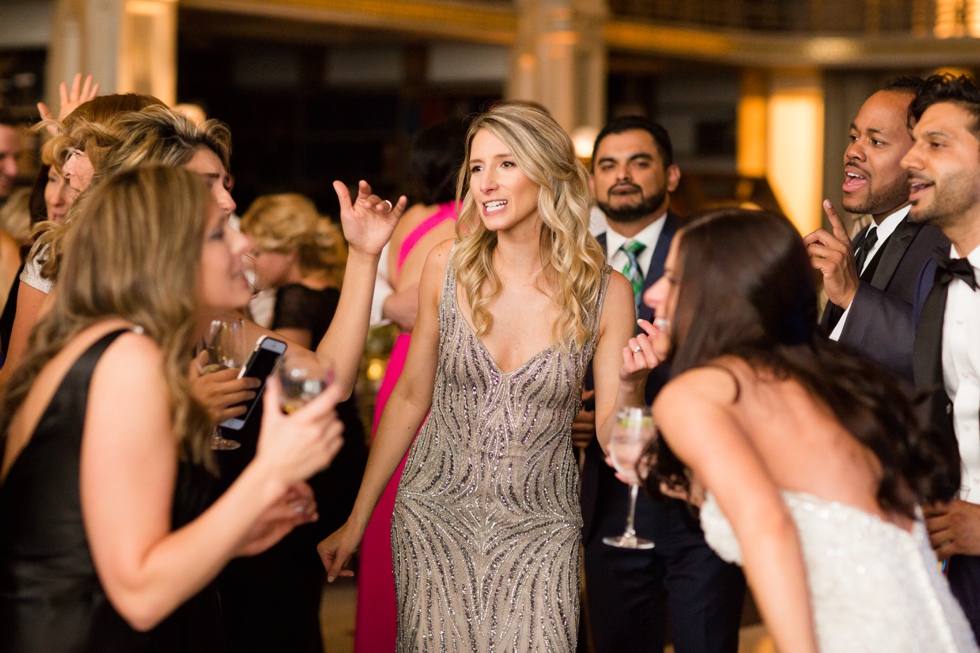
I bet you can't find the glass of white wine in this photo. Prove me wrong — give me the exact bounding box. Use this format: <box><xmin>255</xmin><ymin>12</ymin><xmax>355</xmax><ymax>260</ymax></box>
<box><xmin>197</xmin><ymin>318</ymin><xmax>245</xmax><ymax>451</ymax></box>
<box><xmin>277</xmin><ymin>352</ymin><xmax>333</xmax><ymax>414</ymax></box>
<box><xmin>603</xmin><ymin>406</ymin><xmax>657</xmax><ymax>550</ymax></box>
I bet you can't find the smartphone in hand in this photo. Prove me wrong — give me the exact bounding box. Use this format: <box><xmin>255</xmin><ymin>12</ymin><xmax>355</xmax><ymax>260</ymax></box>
<box><xmin>221</xmin><ymin>335</ymin><xmax>287</xmax><ymax>430</ymax></box>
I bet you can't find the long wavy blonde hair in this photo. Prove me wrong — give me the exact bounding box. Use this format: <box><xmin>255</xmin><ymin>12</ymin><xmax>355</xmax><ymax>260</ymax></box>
<box><xmin>451</xmin><ymin>103</ymin><xmax>605</xmax><ymax>348</ymax></box>
<box><xmin>241</xmin><ymin>193</ymin><xmax>347</xmax><ymax>287</ymax></box>
<box><xmin>1</xmin><ymin>167</ymin><xmax>216</xmax><ymax>471</ymax></box>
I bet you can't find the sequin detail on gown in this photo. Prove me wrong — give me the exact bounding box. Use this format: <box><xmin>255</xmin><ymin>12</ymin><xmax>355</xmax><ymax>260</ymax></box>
<box><xmin>700</xmin><ymin>490</ymin><xmax>979</xmax><ymax>653</ymax></box>
<box><xmin>391</xmin><ymin>254</ymin><xmax>610</xmax><ymax>653</ymax></box>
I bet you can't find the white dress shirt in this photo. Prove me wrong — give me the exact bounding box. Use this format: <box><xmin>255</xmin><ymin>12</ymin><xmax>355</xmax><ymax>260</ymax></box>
<box><xmin>603</xmin><ymin>212</ymin><xmax>667</xmax><ymax>278</ymax></box>
<box><xmin>829</xmin><ymin>205</ymin><xmax>911</xmax><ymax>341</ymax></box>
<box><xmin>942</xmin><ymin>243</ymin><xmax>980</xmax><ymax>503</ymax></box>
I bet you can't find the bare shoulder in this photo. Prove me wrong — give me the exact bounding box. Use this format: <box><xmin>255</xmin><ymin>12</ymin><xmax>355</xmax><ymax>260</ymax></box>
<box><xmin>0</xmin><ymin>229</ymin><xmax>19</xmax><ymax>255</ymax></box>
<box><xmin>417</xmin><ymin>239</ymin><xmax>456</xmax><ymax>306</ymax></box>
<box><xmin>90</xmin><ymin>330</ymin><xmax>166</xmax><ymax>394</ymax></box>
<box><xmin>604</xmin><ymin>269</ymin><xmax>633</xmax><ymax>304</ymax></box>
<box><xmin>654</xmin><ymin>366</ymin><xmax>740</xmax><ymax>423</ymax></box>
<box><xmin>422</xmin><ymin>239</ymin><xmax>456</xmax><ymax>275</ymax></box>
<box><xmin>598</xmin><ymin>270</ymin><xmax>634</xmax><ymax>327</ymax></box>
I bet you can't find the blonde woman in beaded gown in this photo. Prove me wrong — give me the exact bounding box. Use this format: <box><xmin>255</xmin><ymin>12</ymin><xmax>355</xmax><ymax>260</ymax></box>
<box><xmin>628</xmin><ymin>209</ymin><xmax>977</xmax><ymax>653</ymax></box>
<box><xmin>318</xmin><ymin>104</ymin><xmax>643</xmax><ymax>652</ymax></box>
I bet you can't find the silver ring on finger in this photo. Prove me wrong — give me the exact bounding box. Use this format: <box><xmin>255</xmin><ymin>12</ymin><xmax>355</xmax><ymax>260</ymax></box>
<box><xmin>383</xmin><ymin>199</ymin><xmax>393</xmax><ymax>211</ymax></box>
<box><xmin>632</xmin><ymin>346</ymin><xmax>642</xmax><ymax>354</ymax></box>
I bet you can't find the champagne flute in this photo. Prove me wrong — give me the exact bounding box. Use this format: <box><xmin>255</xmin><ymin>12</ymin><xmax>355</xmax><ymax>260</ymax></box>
<box><xmin>278</xmin><ymin>352</ymin><xmax>334</xmax><ymax>414</ymax></box>
<box><xmin>197</xmin><ymin>318</ymin><xmax>245</xmax><ymax>450</ymax></box>
<box><xmin>603</xmin><ymin>406</ymin><xmax>657</xmax><ymax>549</ymax></box>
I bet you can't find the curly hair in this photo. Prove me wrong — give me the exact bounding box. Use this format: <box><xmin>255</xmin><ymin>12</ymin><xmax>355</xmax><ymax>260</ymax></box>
<box><xmin>1</xmin><ymin>167</ymin><xmax>216</xmax><ymax>471</ymax></box>
<box><xmin>241</xmin><ymin>193</ymin><xmax>347</xmax><ymax>287</ymax></box>
<box><xmin>642</xmin><ymin>209</ymin><xmax>961</xmax><ymax>519</ymax></box>
<box><xmin>450</xmin><ymin>103</ymin><xmax>605</xmax><ymax>348</ymax></box>
<box><xmin>33</xmin><ymin>105</ymin><xmax>232</xmax><ymax>283</ymax></box>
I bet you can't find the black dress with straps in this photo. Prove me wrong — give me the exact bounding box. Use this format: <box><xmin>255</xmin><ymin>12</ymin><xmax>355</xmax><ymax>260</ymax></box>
<box><xmin>0</xmin><ymin>329</ymin><xmax>224</xmax><ymax>653</ymax></box>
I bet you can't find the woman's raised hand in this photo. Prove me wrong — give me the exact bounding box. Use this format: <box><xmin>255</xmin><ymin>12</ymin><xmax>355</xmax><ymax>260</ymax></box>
<box><xmin>333</xmin><ymin>180</ymin><xmax>407</xmax><ymax>257</ymax></box>
<box><xmin>254</xmin><ymin>374</ymin><xmax>345</xmax><ymax>489</ymax></box>
<box><xmin>620</xmin><ymin>318</ymin><xmax>664</xmax><ymax>384</ymax></box>
<box><xmin>37</xmin><ymin>73</ymin><xmax>100</xmax><ymax>134</ymax></box>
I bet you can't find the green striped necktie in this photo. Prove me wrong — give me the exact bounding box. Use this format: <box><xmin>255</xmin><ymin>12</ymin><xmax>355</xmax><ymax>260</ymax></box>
<box><xmin>620</xmin><ymin>239</ymin><xmax>646</xmax><ymax>311</ymax></box>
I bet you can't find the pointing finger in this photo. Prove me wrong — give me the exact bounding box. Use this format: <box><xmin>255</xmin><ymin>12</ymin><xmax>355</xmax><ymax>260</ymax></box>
<box><xmin>823</xmin><ymin>200</ymin><xmax>850</xmax><ymax>243</ymax></box>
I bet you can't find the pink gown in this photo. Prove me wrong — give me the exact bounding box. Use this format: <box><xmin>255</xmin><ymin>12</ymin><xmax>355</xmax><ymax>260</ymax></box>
<box><xmin>354</xmin><ymin>202</ymin><xmax>457</xmax><ymax>653</ymax></box>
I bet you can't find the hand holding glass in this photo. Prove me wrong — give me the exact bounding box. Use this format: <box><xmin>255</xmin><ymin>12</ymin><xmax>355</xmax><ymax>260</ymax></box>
<box><xmin>278</xmin><ymin>353</ymin><xmax>334</xmax><ymax>414</ymax></box>
<box><xmin>197</xmin><ymin>319</ymin><xmax>245</xmax><ymax>450</ymax></box>
<box><xmin>603</xmin><ymin>406</ymin><xmax>657</xmax><ymax>550</ymax></box>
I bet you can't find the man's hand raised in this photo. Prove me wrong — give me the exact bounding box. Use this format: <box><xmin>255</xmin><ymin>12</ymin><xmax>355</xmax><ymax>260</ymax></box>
<box><xmin>804</xmin><ymin>201</ymin><xmax>860</xmax><ymax>310</ymax></box>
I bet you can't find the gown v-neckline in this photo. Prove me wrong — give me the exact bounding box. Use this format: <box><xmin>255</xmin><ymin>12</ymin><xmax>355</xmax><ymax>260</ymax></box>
<box><xmin>451</xmin><ymin>285</ymin><xmax>558</xmax><ymax>376</ymax></box>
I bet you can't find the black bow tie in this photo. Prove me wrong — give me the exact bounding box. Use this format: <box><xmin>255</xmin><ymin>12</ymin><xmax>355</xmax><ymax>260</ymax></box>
<box><xmin>934</xmin><ymin>249</ymin><xmax>978</xmax><ymax>291</ymax></box>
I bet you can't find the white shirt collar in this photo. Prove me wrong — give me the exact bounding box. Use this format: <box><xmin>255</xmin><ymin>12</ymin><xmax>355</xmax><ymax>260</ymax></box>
<box><xmin>949</xmin><ymin>242</ymin><xmax>980</xmax><ymax>269</ymax></box>
<box><xmin>867</xmin><ymin>204</ymin><xmax>910</xmax><ymax>243</ymax></box>
<box><xmin>604</xmin><ymin>211</ymin><xmax>667</xmax><ymax>258</ymax></box>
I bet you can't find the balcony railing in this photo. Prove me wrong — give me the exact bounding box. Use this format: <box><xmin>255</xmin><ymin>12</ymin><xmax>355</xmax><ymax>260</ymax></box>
<box><xmin>608</xmin><ymin>0</ymin><xmax>954</xmax><ymax>36</ymax></box>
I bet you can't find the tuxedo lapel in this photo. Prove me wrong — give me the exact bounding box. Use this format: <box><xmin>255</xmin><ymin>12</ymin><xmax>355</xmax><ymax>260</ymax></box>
<box><xmin>913</xmin><ymin>281</ymin><xmax>947</xmax><ymax>393</ymax></box>
<box><xmin>913</xmin><ymin>254</ymin><xmax>957</xmax><ymax>448</ymax></box>
<box><xmin>870</xmin><ymin>218</ymin><xmax>919</xmax><ymax>291</ymax></box>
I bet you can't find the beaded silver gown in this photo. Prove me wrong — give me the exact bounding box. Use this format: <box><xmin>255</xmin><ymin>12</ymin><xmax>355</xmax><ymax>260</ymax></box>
<box><xmin>700</xmin><ymin>490</ymin><xmax>980</xmax><ymax>652</ymax></box>
<box><xmin>391</xmin><ymin>256</ymin><xmax>610</xmax><ymax>652</ymax></box>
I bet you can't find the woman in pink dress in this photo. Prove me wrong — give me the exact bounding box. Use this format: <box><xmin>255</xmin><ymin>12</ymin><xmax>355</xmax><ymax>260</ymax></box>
<box><xmin>354</xmin><ymin>120</ymin><xmax>466</xmax><ymax>652</ymax></box>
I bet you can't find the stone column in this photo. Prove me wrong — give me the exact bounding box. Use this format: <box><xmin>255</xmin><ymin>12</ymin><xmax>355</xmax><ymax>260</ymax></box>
<box><xmin>507</xmin><ymin>0</ymin><xmax>607</xmax><ymax>136</ymax></box>
<box><xmin>765</xmin><ymin>68</ymin><xmax>825</xmax><ymax>234</ymax></box>
<box><xmin>46</xmin><ymin>0</ymin><xmax>176</xmax><ymax>109</ymax></box>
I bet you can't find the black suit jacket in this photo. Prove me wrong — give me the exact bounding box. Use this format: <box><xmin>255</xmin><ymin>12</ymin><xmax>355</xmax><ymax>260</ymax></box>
<box><xmin>819</xmin><ymin>218</ymin><xmax>948</xmax><ymax>381</ymax></box>
<box><xmin>580</xmin><ymin>211</ymin><xmax>679</xmax><ymax>542</ymax></box>
<box><xmin>912</xmin><ymin>253</ymin><xmax>960</xmax><ymax>453</ymax></box>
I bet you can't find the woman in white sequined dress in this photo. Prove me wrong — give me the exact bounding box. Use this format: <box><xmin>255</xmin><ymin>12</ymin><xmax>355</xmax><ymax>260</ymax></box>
<box><xmin>624</xmin><ymin>208</ymin><xmax>977</xmax><ymax>653</ymax></box>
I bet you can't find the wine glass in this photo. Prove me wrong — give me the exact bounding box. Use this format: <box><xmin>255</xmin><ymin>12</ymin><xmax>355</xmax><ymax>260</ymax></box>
<box><xmin>197</xmin><ymin>318</ymin><xmax>246</xmax><ymax>450</ymax></box>
<box><xmin>277</xmin><ymin>352</ymin><xmax>334</xmax><ymax>414</ymax></box>
<box><xmin>242</xmin><ymin>253</ymin><xmax>263</xmax><ymax>299</ymax></box>
<box><xmin>603</xmin><ymin>406</ymin><xmax>657</xmax><ymax>549</ymax></box>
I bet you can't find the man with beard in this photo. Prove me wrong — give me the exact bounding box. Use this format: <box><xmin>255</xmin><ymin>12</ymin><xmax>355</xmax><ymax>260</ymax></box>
<box><xmin>0</xmin><ymin>111</ymin><xmax>22</xmax><ymax>210</ymax></box>
<box><xmin>904</xmin><ymin>74</ymin><xmax>980</xmax><ymax>640</ymax></box>
<box><xmin>805</xmin><ymin>77</ymin><xmax>948</xmax><ymax>381</ymax></box>
<box><xmin>577</xmin><ymin>116</ymin><xmax>745</xmax><ymax>653</ymax></box>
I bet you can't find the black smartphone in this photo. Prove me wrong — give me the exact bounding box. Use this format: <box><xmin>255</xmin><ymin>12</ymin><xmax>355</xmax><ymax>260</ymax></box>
<box><xmin>220</xmin><ymin>335</ymin><xmax>287</xmax><ymax>431</ymax></box>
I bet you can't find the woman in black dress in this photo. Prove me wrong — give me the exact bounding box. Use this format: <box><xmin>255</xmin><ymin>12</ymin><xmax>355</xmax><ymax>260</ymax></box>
<box><xmin>0</xmin><ymin>167</ymin><xmax>347</xmax><ymax>653</ymax></box>
<box><xmin>221</xmin><ymin>193</ymin><xmax>367</xmax><ymax>652</ymax></box>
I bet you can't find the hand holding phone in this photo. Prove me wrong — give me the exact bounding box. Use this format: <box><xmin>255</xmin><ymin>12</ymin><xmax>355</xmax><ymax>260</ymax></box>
<box><xmin>221</xmin><ymin>336</ymin><xmax>288</xmax><ymax>431</ymax></box>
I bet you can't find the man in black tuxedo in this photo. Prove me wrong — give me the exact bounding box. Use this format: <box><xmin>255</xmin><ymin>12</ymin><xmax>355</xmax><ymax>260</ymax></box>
<box><xmin>577</xmin><ymin>116</ymin><xmax>745</xmax><ymax>653</ymax></box>
<box><xmin>903</xmin><ymin>74</ymin><xmax>980</xmax><ymax>639</ymax></box>
<box><xmin>805</xmin><ymin>77</ymin><xmax>947</xmax><ymax>381</ymax></box>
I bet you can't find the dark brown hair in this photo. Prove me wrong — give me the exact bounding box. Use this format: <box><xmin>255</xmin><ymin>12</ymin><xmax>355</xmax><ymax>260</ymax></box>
<box><xmin>643</xmin><ymin>208</ymin><xmax>961</xmax><ymax>518</ymax></box>
<box><xmin>908</xmin><ymin>73</ymin><xmax>980</xmax><ymax>139</ymax></box>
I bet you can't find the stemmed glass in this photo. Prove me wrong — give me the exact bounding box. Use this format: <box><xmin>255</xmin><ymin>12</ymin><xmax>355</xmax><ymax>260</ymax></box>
<box><xmin>277</xmin><ymin>352</ymin><xmax>334</xmax><ymax>414</ymax></box>
<box><xmin>603</xmin><ymin>406</ymin><xmax>657</xmax><ymax>550</ymax></box>
<box><xmin>242</xmin><ymin>253</ymin><xmax>263</xmax><ymax>298</ymax></box>
<box><xmin>197</xmin><ymin>318</ymin><xmax>246</xmax><ymax>450</ymax></box>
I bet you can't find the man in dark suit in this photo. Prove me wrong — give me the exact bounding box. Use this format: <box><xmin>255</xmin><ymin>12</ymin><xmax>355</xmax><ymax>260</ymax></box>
<box><xmin>577</xmin><ymin>116</ymin><xmax>745</xmax><ymax>653</ymax></box>
<box><xmin>805</xmin><ymin>77</ymin><xmax>947</xmax><ymax>381</ymax></box>
<box><xmin>902</xmin><ymin>74</ymin><xmax>980</xmax><ymax>640</ymax></box>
